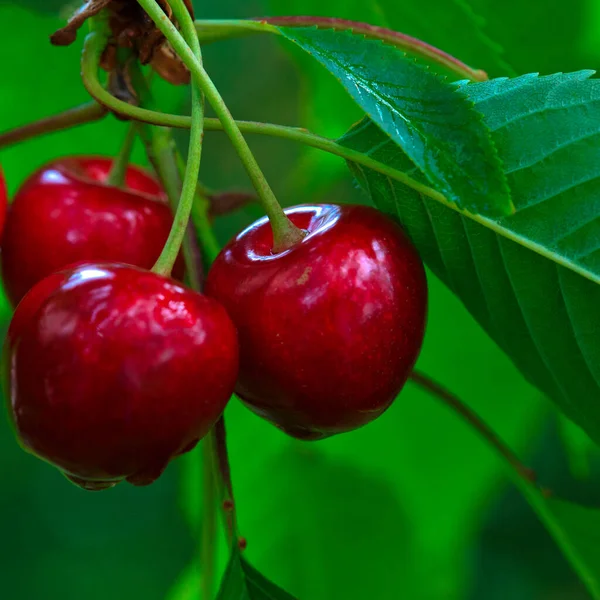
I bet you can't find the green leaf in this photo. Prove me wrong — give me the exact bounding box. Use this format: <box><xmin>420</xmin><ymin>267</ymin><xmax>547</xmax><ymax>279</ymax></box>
<box><xmin>265</xmin><ymin>0</ymin><xmax>513</xmax><ymax>203</ymax></box>
<box><xmin>217</xmin><ymin>548</ymin><xmax>297</xmax><ymax>600</ymax></box>
<box><xmin>340</xmin><ymin>70</ymin><xmax>600</xmax><ymax>445</ymax></box>
<box><xmin>278</xmin><ymin>26</ymin><xmax>513</xmax><ymax>217</ymax></box>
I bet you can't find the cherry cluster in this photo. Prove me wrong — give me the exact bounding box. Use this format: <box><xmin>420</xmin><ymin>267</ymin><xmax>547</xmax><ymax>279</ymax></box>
<box><xmin>0</xmin><ymin>157</ymin><xmax>427</xmax><ymax>491</ymax></box>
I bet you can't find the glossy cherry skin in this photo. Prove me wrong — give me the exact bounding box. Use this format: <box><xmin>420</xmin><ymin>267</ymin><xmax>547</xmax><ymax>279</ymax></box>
<box><xmin>205</xmin><ymin>204</ymin><xmax>428</xmax><ymax>440</ymax></box>
<box><xmin>4</xmin><ymin>263</ymin><xmax>239</xmax><ymax>490</ymax></box>
<box><xmin>1</xmin><ymin>156</ymin><xmax>182</xmax><ymax>306</ymax></box>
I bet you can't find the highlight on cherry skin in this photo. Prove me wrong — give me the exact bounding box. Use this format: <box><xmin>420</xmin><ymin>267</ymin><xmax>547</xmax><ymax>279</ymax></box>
<box><xmin>3</xmin><ymin>262</ymin><xmax>239</xmax><ymax>491</ymax></box>
<box><xmin>1</xmin><ymin>156</ymin><xmax>183</xmax><ymax>307</ymax></box>
<box><xmin>205</xmin><ymin>203</ymin><xmax>428</xmax><ymax>440</ymax></box>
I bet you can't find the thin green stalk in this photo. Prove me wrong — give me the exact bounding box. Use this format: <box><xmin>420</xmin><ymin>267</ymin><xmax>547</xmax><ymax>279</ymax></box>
<box><xmin>106</xmin><ymin>123</ymin><xmax>138</xmax><ymax>187</ymax></box>
<box><xmin>175</xmin><ymin>150</ymin><xmax>221</xmax><ymax>264</ymax></box>
<box><xmin>146</xmin><ymin>0</ymin><xmax>204</xmax><ymax>277</ymax></box>
<box><xmin>137</xmin><ymin>124</ymin><xmax>201</xmax><ymax>291</ymax></box>
<box><xmin>136</xmin><ymin>0</ymin><xmax>304</xmax><ymax>253</ymax></box>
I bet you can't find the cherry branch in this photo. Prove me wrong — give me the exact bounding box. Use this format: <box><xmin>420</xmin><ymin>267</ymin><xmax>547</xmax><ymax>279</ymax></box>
<box><xmin>0</xmin><ymin>102</ymin><xmax>106</xmax><ymax>149</ymax></box>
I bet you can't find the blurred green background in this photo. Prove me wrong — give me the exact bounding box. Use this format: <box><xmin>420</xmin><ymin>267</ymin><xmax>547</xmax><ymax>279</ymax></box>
<box><xmin>1</xmin><ymin>0</ymin><xmax>600</xmax><ymax>598</ymax></box>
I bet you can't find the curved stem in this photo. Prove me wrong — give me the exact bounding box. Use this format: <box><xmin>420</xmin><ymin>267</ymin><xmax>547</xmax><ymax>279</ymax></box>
<box><xmin>142</xmin><ymin>0</ymin><xmax>204</xmax><ymax>277</ymax></box>
<box><xmin>0</xmin><ymin>101</ymin><xmax>106</xmax><ymax>150</ymax></box>
<box><xmin>137</xmin><ymin>0</ymin><xmax>304</xmax><ymax>253</ymax></box>
<box><xmin>106</xmin><ymin>123</ymin><xmax>138</xmax><ymax>187</ymax></box>
<box><xmin>137</xmin><ymin>124</ymin><xmax>202</xmax><ymax>290</ymax></box>
<box><xmin>194</xmin><ymin>18</ymin><xmax>487</xmax><ymax>82</ymax></box>
<box><xmin>409</xmin><ymin>371</ymin><xmax>535</xmax><ymax>482</ymax></box>
<box><xmin>174</xmin><ymin>151</ymin><xmax>221</xmax><ymax>264</ymax></box>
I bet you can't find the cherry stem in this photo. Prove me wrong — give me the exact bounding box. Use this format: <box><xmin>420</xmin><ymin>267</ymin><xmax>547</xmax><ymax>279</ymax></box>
<box><xmin>106</xmin><ymin>122</ymin><xmax>138</xmax><ymax>188</ymax></box>
<box><xmin>194</xmin><ymin>18</ymin><xmax>488</xmax><ymax>82</ymax></box>
<box><xmin>408</xmin><ymin>370</ymin><xmax>536</xmax><ymax>483</ymax></box>
<box><xmin>215</xmin><ymin>416</ymin><xmax>239</xmax><ymax>545</ymax></box>
<box><xmin>174</xmin><ymin>150</ymin><xmax>221</xmax><ymax>264</ymax></box>
<box><xmin>136</xmin><ymin>0</ymin><xmax>304</xmax><ymax>254</ymax></box>
<box><xmin>0</xmin><ymin>101</ymin><xmax>106</xmax><ymax>149</ymax></box>
<box><xmin>141</xmin><ymin>0</ymin><xmax>204</xmax><ymax>278</ymax></box>
<box><xmin>137</xmin><ymin>124</ymin><xmax>202</xmax><ymax>290</ymax></box>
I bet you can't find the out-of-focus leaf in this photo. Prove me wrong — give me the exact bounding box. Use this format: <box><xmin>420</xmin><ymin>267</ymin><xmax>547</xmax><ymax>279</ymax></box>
<box><xmin>470</xmin><ymin>0</ymin><xmax>587</xmax><ymax>75</ymax></box>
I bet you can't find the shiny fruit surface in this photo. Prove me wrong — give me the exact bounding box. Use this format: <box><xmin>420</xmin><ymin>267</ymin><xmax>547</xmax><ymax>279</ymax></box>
<box><xmin>1</xmin><ymin>156</ymin><xmax>181</xmax><ymax>305</ymax></box>
<box><xmin>5</xmin><ymin>263</ymin><xmax>238</xmax><ymax>489</ymax></box>
<box><xmin>206</xmin><ymin>204</ymin><xmax>427</xmax><ymax>440</ymax></box>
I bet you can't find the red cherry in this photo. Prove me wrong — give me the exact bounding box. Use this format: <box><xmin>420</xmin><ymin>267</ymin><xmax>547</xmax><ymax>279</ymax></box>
<box><xmin>206</xmin><ymin>204</ymin><xmax>428</xmax><ymax>440</ymax></box>
<box><xmin>4</xmin><ymin>263</ymin><xmax>238</xmax><ymax>490</ymax></box>
<box><xmin>1</xmin><ymin>156</ymin><xmax>183</xmax><ymax>306</ymax></box>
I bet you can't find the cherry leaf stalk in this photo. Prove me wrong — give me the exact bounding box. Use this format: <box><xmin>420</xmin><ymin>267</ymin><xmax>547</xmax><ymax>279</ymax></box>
<box><xmin>147</xmin><ymin>0</ymin><xmax>204</xmax><ymax>278</ymax></box>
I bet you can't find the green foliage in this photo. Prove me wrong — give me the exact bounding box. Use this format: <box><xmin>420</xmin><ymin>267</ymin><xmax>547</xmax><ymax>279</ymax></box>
<box><xmin>278</xmin><ymin>27</ymin><xmax>512</xmax><ymax>217</ymax></box>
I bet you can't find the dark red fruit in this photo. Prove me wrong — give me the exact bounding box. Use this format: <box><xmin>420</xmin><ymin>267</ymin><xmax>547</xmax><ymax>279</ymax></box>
<box><xmin>1</xmin><ymin>156</ymin><xmax>183</xmax><ymax>306</ymax></box>
<box><xmin>4</xmin><ymin>263</ymin><xmax>238</xmax><ymax>490</ymax></box>
<box><xmin>205</xmin><ymin>204</ymin><xmax>427</xmax><ymax>440</ymax></box>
